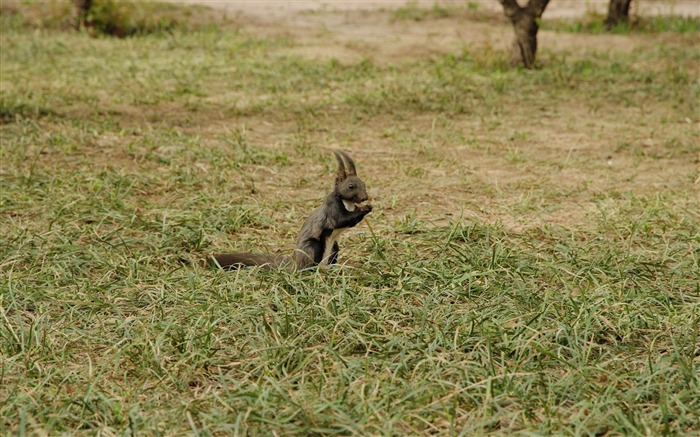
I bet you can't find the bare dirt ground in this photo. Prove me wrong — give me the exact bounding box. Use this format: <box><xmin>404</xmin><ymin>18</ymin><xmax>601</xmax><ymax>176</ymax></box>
<box><xmin>174</xmin><ymin>0</ymin><xmax>700</xmax><ymax>63</ymax></box>
<box><xmin>175</xmin><ymin>0</ymin><xmax>700</xmax><ymax>18</ymax></box>
<box><xmin>165</xmin><ymin>0</ymin><xmax>698</xmax><ymax>232</ymax></box>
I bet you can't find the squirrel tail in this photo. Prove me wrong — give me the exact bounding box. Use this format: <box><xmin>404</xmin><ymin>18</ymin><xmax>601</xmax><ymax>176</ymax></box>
<box><xmin>208</xmin><ymin>252</ymin><xmax>291</xmax><ymax>270</ymax></box>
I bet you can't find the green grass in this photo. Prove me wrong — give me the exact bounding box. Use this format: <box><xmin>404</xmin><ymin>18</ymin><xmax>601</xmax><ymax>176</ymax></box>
<box><xmin>0</xmin><ymin>0</ymin><xmax>217</xmax><ymax>36</ymax></box>
<box><xmin>393</xmin><ymin>1</ymin><xmax>454</xmax><ymax>22</ymax></box>
<box><xmin>544</xmin><ymin>12</ymin><xmax>700</xmax><ymax>35</ymax></box>
<box><xmin>1</xmin><ymin>3</ymin><xmax>699</xmax><ymax>435</ymax></box>
<box><xmin>392</xmin><ymin>1</ymin><xmax>504</xmax><ymax>24</ymax></box>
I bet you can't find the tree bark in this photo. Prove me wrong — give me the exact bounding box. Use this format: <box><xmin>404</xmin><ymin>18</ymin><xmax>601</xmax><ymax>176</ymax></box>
<box><xmin>605</xmin><ymin>0</ymin><xmax>633</xmax><ymax>30</ymax></box>
<box><xmin>73</xmin><ymin>0</ymin><xmax>92</xmax><ymax>30</ymax></box>
<box><xmin>497</xmin><ymin>0</ymin><xmax>550</xmax><ymax>69</ymax></box>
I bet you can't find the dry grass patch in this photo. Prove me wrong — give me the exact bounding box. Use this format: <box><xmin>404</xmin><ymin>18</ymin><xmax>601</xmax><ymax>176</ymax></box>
<box><xmin>1</xmin><ymin>2</ymin><xmax>699</xmax><ymax>435</ymax></box>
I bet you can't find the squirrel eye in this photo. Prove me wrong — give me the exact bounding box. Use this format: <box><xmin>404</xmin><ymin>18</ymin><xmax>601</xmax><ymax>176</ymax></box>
<box><xmin>348</xmin><ymin>184</ymin><xmax>356</xmax><ymax>189</ymax></box>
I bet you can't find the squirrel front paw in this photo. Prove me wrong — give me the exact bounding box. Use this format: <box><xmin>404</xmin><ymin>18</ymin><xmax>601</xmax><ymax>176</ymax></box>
<box><xmin>360</xmin><ymin>204</ymin><xmax>373</xmax><ymax>214</ymax></box>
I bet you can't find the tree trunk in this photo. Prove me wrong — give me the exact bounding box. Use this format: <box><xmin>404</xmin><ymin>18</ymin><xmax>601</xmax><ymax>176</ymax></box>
<box><xmin>605</xmin><ymin>0</ymin><xmax>633</xmax><ymax>30</ymax></box>
<box><xmin>509</xmin><ymin>11</ymin><xmax>538</xmax><ymax>68</ymax></box>
<box><xmin>73</xmin><ymin>0</ymin><xmax>92</xmax><ymax>30</ymax></box>
<box><xmin>498</xmin><ymin>0</ymin><xmax>550</xmax><ymax>69</ymax></box>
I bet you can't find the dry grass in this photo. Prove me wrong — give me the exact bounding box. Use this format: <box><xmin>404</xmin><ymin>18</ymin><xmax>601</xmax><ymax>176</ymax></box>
<box><xmin>1</xmin><ymin>2</ymin><xmax>699</xmax><ymax>435</ymax></box>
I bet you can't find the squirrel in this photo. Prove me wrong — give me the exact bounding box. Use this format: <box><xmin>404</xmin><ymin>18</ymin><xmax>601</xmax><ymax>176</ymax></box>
<box><xmin>210</xmin><ymin>150</ymin><xmax>373</xmax><ymax>270</ymax></box>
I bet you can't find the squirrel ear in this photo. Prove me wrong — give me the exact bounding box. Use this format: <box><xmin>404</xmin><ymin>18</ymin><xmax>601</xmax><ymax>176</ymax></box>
<box><xmin>339</xmin><ymin>151</ymin><xmax>357</xmax><ymax>176</ymax></box>
<box><xmin>333</xmin><ymin>150</ymin><xmax>347</xmax><ymax>182</ymax></box>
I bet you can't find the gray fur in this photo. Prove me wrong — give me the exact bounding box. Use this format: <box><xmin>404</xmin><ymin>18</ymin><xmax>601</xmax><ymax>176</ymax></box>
<box><xmin>211</xmin><ymin>150</ymin><xmax>372</xmax><ymax>270</ymax></box>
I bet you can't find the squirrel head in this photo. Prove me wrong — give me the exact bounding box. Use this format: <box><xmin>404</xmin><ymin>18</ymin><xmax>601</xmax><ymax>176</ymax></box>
<box><xmin>333</xmin><ymin>150</ymin><xmax>368</xmax><ymax>208</ymax></box>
